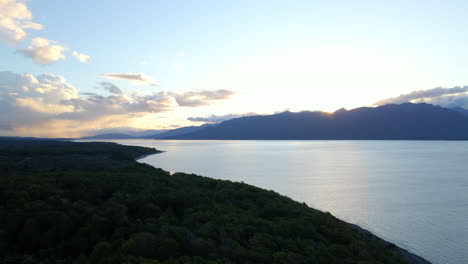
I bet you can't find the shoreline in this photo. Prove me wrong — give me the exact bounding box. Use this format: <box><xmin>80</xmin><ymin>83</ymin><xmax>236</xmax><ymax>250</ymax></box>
<box><xmin>134</xmin><ymin>150</ymin><xmax>164</xmax><ymax>161</ymax></box>
<box><xmin>134</xmin><ymin>154</ymin><xmax>432</xmax><ymax>264</ymax></box>
<box><xmin>343</xmin><ymin>221</ymin><xmax>431</xmax><ymax>264</ymax></box>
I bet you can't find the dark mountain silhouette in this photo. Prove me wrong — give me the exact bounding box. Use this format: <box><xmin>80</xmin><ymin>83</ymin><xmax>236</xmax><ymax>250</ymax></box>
<box><xmin>80</xmin><ymin>124</ymin><xmax>216</xmax><ymax>140</ymax></box>
<box><xmin>166</xmin><ymin>103</ymin><xmax>468</xmax><ymax>140</ymax></box>
<box><xmin>451</xmin><ymin>107</ymin><xmax>468</xmax><ymax>117</ymax></box>
<box><xmin>80</xmin><ymin>133</ymin><xmax>135</xmax><ymax>140</ymax></box>
<box><xmin>144</xmin><ymin>123</ymin><xmax>216</xmax><ymax>139</ymax></box>
<box><xmin>126</xmin><ymin>129</ymin><xmax>167</xmax><ymax>137</ymax></box>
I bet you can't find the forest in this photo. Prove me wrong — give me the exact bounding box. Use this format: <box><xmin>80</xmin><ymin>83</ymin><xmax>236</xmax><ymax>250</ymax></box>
<box><xmin>0</xmin><ymin>139</ymin><xmax>410</xmax><ymax>263</ymax></box>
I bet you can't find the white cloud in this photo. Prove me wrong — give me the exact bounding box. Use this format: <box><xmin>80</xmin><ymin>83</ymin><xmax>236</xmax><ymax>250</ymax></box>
<box><xmin>0</xmin><ymin>71</ymin><xmax>236</xmax><ymax>137</ymax></box>
<box><xmin>17</xmin><ymin>37</ymin><xmax>67</xmax><ymax>65</ymax></box>
<box><xmin>169</xmin><ymin>90</ymin><xmax>236</xmax><ymax>107</ymax></box>
<box><xmin>98</xmin><ymin>73</ymin><xmax>160</xmax><ymax>86</ymax></box>
<box><xmin>0</xmin><ymin>0</ymin><xmax>43</xmax><ymax>45</ymax></box>
<box><xmin>72</xmin><ymin>51</ymin><xmax>90</xmax><ymax>63</ymax></box>
<box><xmin>0</xmin><ymin>1</ymin><xmax>90</xmax><ymax>65</ymax></box>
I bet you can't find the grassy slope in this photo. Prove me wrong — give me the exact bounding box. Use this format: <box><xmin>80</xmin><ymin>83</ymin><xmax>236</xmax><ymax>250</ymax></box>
<box><xmin>0</xmin><ymin>140</ymin><xmax>423</xmax><ymax>264</ymax></box>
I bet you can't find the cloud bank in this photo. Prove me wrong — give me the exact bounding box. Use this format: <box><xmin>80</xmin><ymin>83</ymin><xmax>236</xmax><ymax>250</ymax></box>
<box><xmin>0</xmin><ymin>0</ymin><xmax>43</xmax><ymax>45</ymax></box>
<box><xmin>99</xmin><ymin>73</ymin><xmax>160</xmax><ymax>86</ymax></box>
<box><xmin>374</xmin><ymin>86</ymin><xmax>468</xmax><ymax>109</ymax></box>
<box><xmin>0</xmin><ymin>71</ymin><xmax>235</xmax><ymax>137</ymax></box>
<box><xmin>188</xmin><ymin>112</ymin><xmax>257</xmax><ymax>123</ymax></box>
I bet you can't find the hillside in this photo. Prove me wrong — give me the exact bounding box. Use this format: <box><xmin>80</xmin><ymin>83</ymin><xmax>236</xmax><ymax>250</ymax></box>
<box><xmin>79</xmin><ymin>133</ymin><xmax>136</xmax><ymax>140</ymax></box>
<box><xmin>145</xmin><ymin>124</ymin><xmax>216</xmax><ymax>139</ymax></box>
<box><xmin>79</xmin><ymin>124</ymin><xmax>215</xmax><ymax>140</ymax></box>
<box><xmin>0</xmin><ymin>139</ymin><xmax>429</xmax><ymax>263</ymax></box>
<box><xmin>168</xmin><ymin>103</ymin><xmax>468</xmax><ymax>140</ymax></box>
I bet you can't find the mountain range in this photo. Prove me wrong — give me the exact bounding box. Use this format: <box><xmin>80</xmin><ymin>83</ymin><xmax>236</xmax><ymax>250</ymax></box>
<box><xmin>167</xmin><ymin>103</ymin><xmax>468</xmax><ymax>140</ymax></box>
<box><xmin>81</xmin><ymin>103</ymin><xmax>468</xmax><ymax>140</ymax></box>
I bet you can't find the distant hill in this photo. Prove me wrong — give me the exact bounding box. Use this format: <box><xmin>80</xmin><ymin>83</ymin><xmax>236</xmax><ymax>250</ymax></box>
<box><xmin>80</xmin><ymin>133</ymin><xmax>135</xmax><ymax>140</ymax></box>
<box><xmin>126</xmin><ymin>129</ymin><xmax>167</xmax><ymax>137</ymax></box>
<box><xmin>145</xmin><ymin>123</ymin><xmax>216</xmax><ymax>139</ymax></box>
<box><xmin>167</xmin><ymin>103</ymin><xmax>468</xmax><ymax>140</ymax></box>
<box><xmin>80</xmin><ymin>124</ymin><xmax>216</xmax><ymax>140</ymax></box>
<box><xmin>451</xmin><ymin>107</ymin><xmax>468</xmax><ymax>117</ymax></box>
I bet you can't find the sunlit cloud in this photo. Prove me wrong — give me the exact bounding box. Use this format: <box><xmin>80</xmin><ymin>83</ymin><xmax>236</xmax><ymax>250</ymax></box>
<box><xmin>99</xmin><ymin>73</ymin><xmax>160</xmax><ymax>86</ymax></box>
<box><xmin>72</xmin><ymin>51</ymin><xmax>90</xmax><ymax>63</ymax></box>
<box><xmin>16</xmin><ymin>37</ymin><xmax>67</xmax><ymax>65</ymax></box>
<box><xmin>0</xmin><ymin>0</ymin><xmax>43</xmax><ymax>45</ymax></box>
<box><xmin>0</xmin><ymin>1</ymin><xmax>90</xmax><ymax>65</ymax></box>
<box><xmin>170</xmin><ymin>90</ymin><xmax>236</xmax><ymax>107</ymax></box>
<box><xmin>0</xmin><ymin>71</ymin><xmax>236</xmax><ymax>137</ymax></box>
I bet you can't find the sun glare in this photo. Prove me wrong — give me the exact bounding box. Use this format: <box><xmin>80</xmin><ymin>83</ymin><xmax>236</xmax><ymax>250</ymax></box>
<box><xmin>200</xmin><ymin>44</ymin><xmax>443</xmax><ymax>113</ymax></box>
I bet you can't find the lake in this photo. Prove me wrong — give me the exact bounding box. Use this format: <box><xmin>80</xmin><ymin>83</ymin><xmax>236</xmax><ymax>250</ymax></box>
<box><xmin>89</xmin><ymin>140</ymin><xmax>467</xmax><ymax>264</ymax></box>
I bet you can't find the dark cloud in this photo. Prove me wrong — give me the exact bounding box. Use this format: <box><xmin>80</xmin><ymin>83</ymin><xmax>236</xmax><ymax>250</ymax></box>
<box><xmin>80</xmin><ymin>92</ymin><xmax>99</xmax><ymax>96</ymax></box>
<box><xmin>374</xmin><ymin>86</ymin><xmax>468</xmax><ymax>106</ymax></box>
<box><xmin>98</xmin><ymin>82</ymin><xmax>123</xmax><ymax>94</ymax></box>
<box><xmin>188</xmin><ymin>112</ymin><xmax>257</xmax><ymax>123</ymax></box>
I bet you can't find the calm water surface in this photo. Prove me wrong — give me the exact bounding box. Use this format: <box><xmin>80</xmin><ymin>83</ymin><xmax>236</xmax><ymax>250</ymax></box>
<box><xmin>94</xmin><ymin>140</ymin><xmax>467</xmax><ymax>264</ymax></box>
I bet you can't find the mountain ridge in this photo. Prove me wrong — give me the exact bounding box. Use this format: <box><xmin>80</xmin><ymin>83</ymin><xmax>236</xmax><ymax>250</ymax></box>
<box><xmin>166</xmin><ymin>103</ymin><xmax>468</xmax><ymax>140</ymax></box>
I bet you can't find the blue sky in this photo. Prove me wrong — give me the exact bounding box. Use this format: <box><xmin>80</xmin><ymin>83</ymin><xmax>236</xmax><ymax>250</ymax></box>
<box><xmin>2</xmin><ymin>0</ymin><xmax>468</xmax><ymax>136</ymax></box>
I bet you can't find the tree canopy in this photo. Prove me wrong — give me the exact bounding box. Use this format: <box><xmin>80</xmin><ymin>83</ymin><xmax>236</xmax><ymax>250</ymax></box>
<box><xmin>0</xmin><ymin>139</ymin><xmax>410</xmax><ymax>263</ymax></box>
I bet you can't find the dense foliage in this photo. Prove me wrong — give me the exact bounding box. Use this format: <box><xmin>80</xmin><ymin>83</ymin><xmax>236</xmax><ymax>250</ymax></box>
<box><xmin>0</xmin><ymin>140</ymin><xmax>409</xmax><ymax>263</ymax></box>
<box><xmin>0</xmin><ymin>140</ymin><xmax>160</xmax><ymax>174</ymax></box>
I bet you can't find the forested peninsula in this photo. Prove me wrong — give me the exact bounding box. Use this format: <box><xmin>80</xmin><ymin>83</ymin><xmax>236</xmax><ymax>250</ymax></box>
<box><xmin>0</xmin><ymin>139</ymin><xmax>429</xmax><ymax>264</ymax></box>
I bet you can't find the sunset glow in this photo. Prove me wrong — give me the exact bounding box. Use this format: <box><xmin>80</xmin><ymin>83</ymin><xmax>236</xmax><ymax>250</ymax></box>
<box><xmin>2</xmin><ymin>0</ymin><xmax>468</xmax><ymax>137</ymax></box>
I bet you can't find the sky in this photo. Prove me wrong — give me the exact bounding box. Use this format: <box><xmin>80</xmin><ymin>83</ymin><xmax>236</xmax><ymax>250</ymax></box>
<box><xmin>2</xmin><ymin>0</ymin><xmax>468</xmax><ymax>137</ymax></box>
